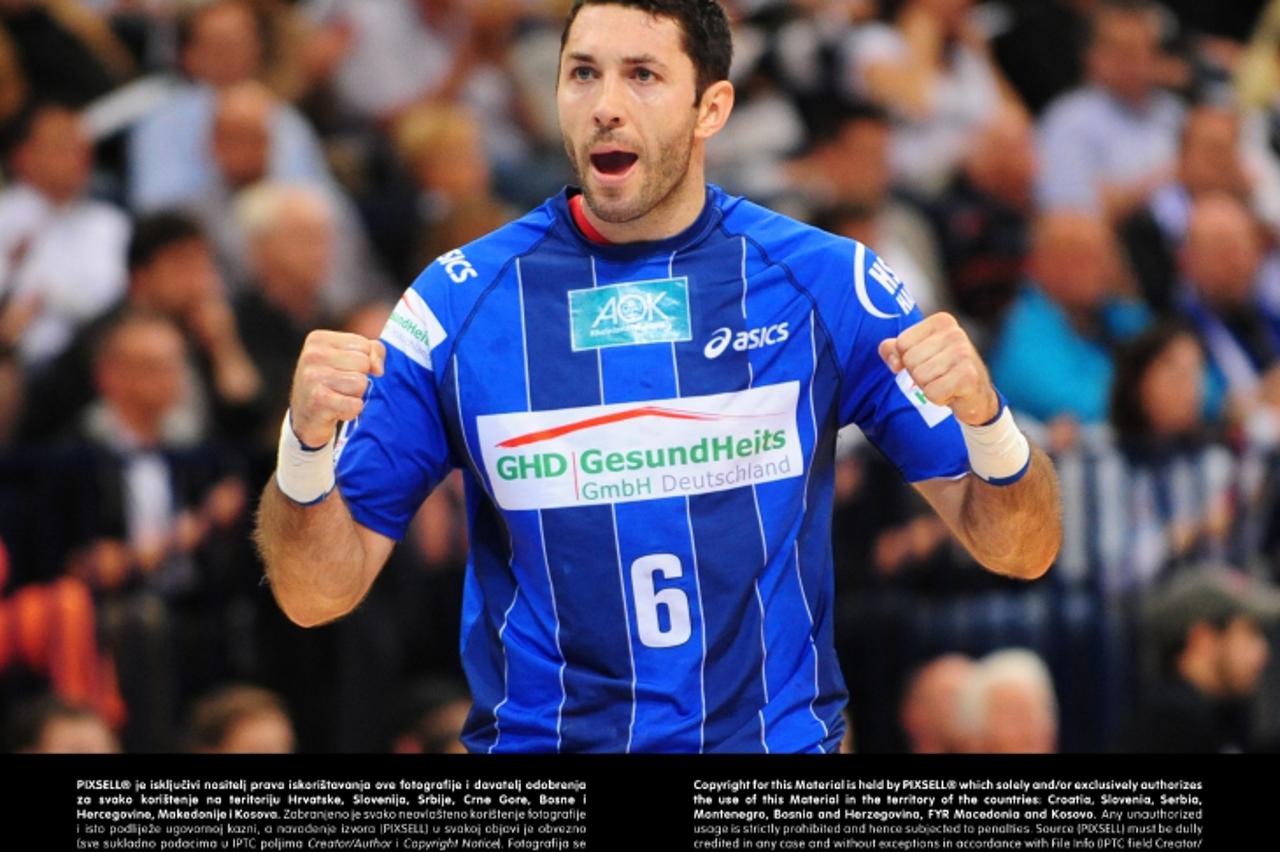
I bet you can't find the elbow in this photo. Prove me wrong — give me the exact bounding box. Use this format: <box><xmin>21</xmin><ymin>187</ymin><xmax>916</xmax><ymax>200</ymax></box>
<box><xmin>1017</xmin><ymin>550</ymin><xmax>1056</xmax><ymax>581</ymax></box>
<box><xmin>998</xmin><ymin>523</ymin><xmax>1062</xmax><ymax>581</ymax></box>
<box><xmin>261</xmin><ymin>556</ymin><xmax>356</xmax><ymax>628</ymax></box>
<box><xmin>271</xmin><ymin>583</ymin><xmax>353</xmax><ymax>629</ymax></box>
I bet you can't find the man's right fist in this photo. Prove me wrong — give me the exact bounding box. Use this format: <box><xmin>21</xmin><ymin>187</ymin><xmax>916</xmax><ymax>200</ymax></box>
<box><xmin>289</xmin><ymin>330</ymin><xmax>386</xmax><ymax>447</ymax></box>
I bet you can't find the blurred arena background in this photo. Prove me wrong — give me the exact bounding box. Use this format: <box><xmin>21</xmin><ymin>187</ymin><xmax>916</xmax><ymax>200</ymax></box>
<box><xmin>2</xmin><ymin>0</ymin><xmax>1280</xmax><ymax>755</ymax></box>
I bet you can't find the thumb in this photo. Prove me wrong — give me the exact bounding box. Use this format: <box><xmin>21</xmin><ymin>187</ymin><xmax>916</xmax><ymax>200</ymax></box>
<box><xmin>369</xmin><ymin>339</ymin><xmax>387</xmax><ymax>377</ymax></box>
<box><xmin>878</xmin><ymin>338</ymin><xmax>902</xmax><ymax>372</ymax></box>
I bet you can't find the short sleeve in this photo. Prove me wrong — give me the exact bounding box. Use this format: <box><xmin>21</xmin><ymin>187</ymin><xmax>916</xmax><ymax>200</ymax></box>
<box><xmin>834</xmin><ymin>243</ymin><xmax>969</xmax><ymax>482</ymax></box>
<box><xmin>335</xmin><ymin>276</ymin><xmax>456</xmax><ymax>541</ymax></box>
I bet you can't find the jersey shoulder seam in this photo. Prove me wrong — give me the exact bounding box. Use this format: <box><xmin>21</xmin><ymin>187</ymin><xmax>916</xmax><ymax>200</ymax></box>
<box><xmin>438</xmin><ymin>210</ymin><xmax>560</xmax><ymax>369</ymax></box>
<box><xmin>715</xmin><ymin>220</ymin><xmax>849</xmax><ymax>390</ymax></box>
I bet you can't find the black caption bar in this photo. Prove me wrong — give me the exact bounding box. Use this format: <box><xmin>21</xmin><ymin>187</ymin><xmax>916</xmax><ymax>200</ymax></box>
<box><xmin>7</xmin><ymin>754</ymin><xmax>1272</xmax><ymax>851</ymax></box>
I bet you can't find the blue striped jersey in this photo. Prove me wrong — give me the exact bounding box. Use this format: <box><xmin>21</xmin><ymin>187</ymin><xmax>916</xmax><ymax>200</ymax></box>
<box><xmin>335</xmin><ymin>185</ymin><xmax>969</xmax><ymax>752</ymax></box>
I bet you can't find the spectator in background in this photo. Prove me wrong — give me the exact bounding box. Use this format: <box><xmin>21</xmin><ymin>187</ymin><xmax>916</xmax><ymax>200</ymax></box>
<box><xmin>388</xmin><ymin>677</ymin><xmax>471</xmax><ymax>755</ymax></box>
<box><xmin>57</xmin><ymin>310</ymin><xmax>248</xmax><ymax>750</ymax></box>
<box><xmin>176</xmin><ymin>81</ymin><xmax>385</xmax><ymax>307</ymax></box>
<box><xmin>231</xmin><ymin>183</ymin><xmax>336</xmax><ymax>462</ymax></box>
<box><xmin>1037</xmin><ymin>0</ymin><xmax>1185</xmax><ymax>221</ymax></box>
<box><xmin>0</xmin><ymin>0</ymin><xmax>136</xmax><ymax>115</ymax></box>
<box><xmin>899</xmin><ymin>653</ymin><xmax>975</xmax><ymax>754</ymax></box>
<box><xmin>6</xmin><ymin>694</ymin><xmax>119</xmax><ymax>753</ymax></box>
<box><xmin>127</xmin><ymin>0</ymin><xmax>329</xmax><ymax>212</ymax></box>
<box><xmin>186</xmin><ymin>684</ymin><xmax>295</xmax><ymax>752</ymax></box>
<box><xmin>923</xmin><ymin>103</ymin><xmax>1038</xmax><ymax>334</ymax></box>
<box><xmin>1175</xmin><ymin>193</ymin><xmax>1277</xmax><ymax>426</ymax></box>
<box><xmin>1120</xmin><ymin>106</ymin><xmax>1254</xmax><ymax>314</ymax></box>
<box><xmin>1106</xmin><ymin>323</ymin><xmax>1237</xmax><ymax>590</ymax></box>
<box><xmin>794</xmin><ymin>104</ymin><xmax>945</xmax><ymax>316</ymax></box>
<box><xmin>0</xmin><ymin>537</ymin><xmax>126</xmax><ymax>729</ymax></box>
<box><xmin>1120</xmin><ymin>566</ymin><xmax>1279</xmax><ymax>752</ymax></box>
<box><xmin>307</xmin><ymin>0</ymin><xmax>477</xmax><ymax>125</ymax></box>
<box><xmin>17</xmin><ymin>211</ymin><xmax>261</xmax><ymax>445</ymax></box>
<box><xmin>0</xmin><ymin>102</ymin><xmax>130</xmax><ymax>371</ymax></box>
<box><xmin>841</xmin><ymin>0</ymin><xmax>1013</xmax><ymax>194</ymax></box>
<box><xmin>1236</xmin><ymin>0</ymin><xmax>1280</xmax><ymax>114</ymax></box>
<box><xmin>957</xmin><ymin>649</ymin><xmax>1058</xmax><ymax>754</ymax></box>
<box><xmin>392</xmin><ymin>102</ymin><xmax>516</xmax><ymax>272</ymax></box>
<box><xmin>988</xmin><ymin>212</ymin><xmax>1150</xmax><ymax>426</ymax></box>
<box><xmin>993</xmin><ymin>0</ymin><xmax>1096</xmax><ymax>115</ymax></box>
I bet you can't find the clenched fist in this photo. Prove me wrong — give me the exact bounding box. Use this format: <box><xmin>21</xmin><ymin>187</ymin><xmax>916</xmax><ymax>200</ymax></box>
<box><xmin>289</xmin><ymin>330</ymin><xmax>386</xmax><ymax>447</ymax></box>
<box><xmin>878</xmin><ymin>312</ymin><xmax>999</xmax><ymax>427</ymax></box>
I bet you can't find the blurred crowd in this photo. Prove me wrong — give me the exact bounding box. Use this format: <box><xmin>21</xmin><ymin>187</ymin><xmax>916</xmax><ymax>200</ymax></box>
<box><xmin>3</xmin><ymin>0</ymin><xmax>1280</xmax><ymax>754</ymax></box>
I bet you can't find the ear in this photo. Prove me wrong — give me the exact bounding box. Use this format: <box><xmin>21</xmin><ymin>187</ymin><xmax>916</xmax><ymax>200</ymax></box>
<box><xmin>694</xmin><ymin>80</ymin><xmax>735</xmax><ymax>141</ymax></box>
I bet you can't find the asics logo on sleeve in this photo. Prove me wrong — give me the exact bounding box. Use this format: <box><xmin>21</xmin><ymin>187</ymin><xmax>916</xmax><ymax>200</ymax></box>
<box><xmin>437</xmin><ymin>248</ymin><xmax>478</xmax><ymax>283</ymax></box>
<box><xmin>703</xmin><ymin>322</ymin><xmax>790</xmax><ymax>359</ymax></box>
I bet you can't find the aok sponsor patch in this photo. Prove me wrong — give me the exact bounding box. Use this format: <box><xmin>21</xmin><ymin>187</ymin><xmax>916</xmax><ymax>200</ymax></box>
<box><xmin>568</xmin><ymin>277</ymin><xmax>692</xmax><ymax>351</ymax></box>
<box><xmin>383</xmin><ymin>288</ymin><xmax>447</xmax><ymax>370</ymax></box>
<box><xmin>476</xmin><ymin>382</ymin><xmax>803</xmax><ymax>510</ymax></box>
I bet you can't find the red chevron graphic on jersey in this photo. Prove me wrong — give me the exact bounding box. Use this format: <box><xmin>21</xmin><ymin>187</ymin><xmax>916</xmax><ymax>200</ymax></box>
<box><xmin>496</xmin><ymin>406</ymin><xmax>722</xmax><ymax>448</ymax></box>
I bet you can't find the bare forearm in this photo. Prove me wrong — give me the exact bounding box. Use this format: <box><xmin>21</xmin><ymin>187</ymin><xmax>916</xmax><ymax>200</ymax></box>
<box><xmin>957</xmin><ymin>447</ymin><xmax>1061</xmax><ymax>579</ymax></box>
<box><xmin>253</xmin><ymin>480</ymin><xmax>369</xmax><ymax>627</ymax></box>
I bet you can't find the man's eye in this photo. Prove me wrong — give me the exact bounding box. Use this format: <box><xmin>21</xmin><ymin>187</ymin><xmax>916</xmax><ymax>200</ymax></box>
<box><xmin>572</xmin><ymin>66</ymin><xmax>595</xmax><ymax>81</ymax></box>
<box><xmin>634</xmin><ymin>68</ymin><xmax>655</xmax><ymax>82</ymax></box>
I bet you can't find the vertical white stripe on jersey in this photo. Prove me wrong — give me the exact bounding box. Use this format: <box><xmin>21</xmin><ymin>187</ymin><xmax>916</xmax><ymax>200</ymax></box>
<box><xmin>592</xmin><ymin>254</ymin><xmax>638</xmax><ymax>752</ymax></box>
<box><xmin>488</xmin><ymin>584</ymin><xmax>521</xmax><ymax>753</ymax></box>
<box><xmin>670</xmin><ymin>246</ymin><xmax>707</xmax><ymax>752</ymax></box>
<box><xmin>518</xmin><ymin>256</ymin><xmax>567</xmax><ymax>751</ymax></box>
<box><xmin>794</xmin><ymin>311</ymin><xmax>830</xmax><ymax>746</ymax></box>
<box><xmin>668</xmin><ymin>249</ymin><xmax>683</xmax><ymax>398</ymax></box>
<box><xmin>452</xmin><ymin>353</ymin><xmax>493</xmax><ymax>501</ymax></box>
<box><xmin>741</xmin><ymin>235</ymin><xmax>770</xmax><ymax>752</ymax></box>
<box><xmin>753</xmin><ymin>581</ymin><xmax>770</xmax><ymax>753</ymax></box>
<box><xmin>456</xmin><ymin>350</ymin><xmax>514</xmax><ymax>754</ymax></box>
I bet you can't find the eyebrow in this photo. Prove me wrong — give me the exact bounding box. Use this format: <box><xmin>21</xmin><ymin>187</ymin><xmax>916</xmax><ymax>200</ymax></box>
<box><xmin>566</xmin><ymin>51</ymin><xmax>667</xmax><ymax>69</ymax></box>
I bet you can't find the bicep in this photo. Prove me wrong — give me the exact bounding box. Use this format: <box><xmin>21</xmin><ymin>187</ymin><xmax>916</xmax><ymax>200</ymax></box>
<box><xmin>354</xmin><ymin>518</ymin><xmax>397</xmax><ymax>594</ymax></box>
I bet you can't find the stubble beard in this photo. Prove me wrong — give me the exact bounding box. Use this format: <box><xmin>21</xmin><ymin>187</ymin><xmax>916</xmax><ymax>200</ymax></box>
<box><xmin>565</xmin><ymin>121</ymin><xmax>696</xmax><ymax>225</ymax></box>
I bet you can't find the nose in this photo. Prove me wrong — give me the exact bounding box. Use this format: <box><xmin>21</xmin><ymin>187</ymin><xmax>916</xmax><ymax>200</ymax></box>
<box><xmin>591</xmin><ymin>73</ymin><xmax>625</xmax><ymax>130</ymax></box>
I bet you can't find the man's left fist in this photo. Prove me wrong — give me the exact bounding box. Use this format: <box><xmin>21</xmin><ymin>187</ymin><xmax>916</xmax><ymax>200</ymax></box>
<box><xmin>877</xmin><ymin>312</ymin><xmax>1000</xmax><ymax>427</ymax></box>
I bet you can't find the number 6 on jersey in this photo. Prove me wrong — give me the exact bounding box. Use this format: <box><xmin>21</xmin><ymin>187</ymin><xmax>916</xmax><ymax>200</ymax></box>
<box><xmin>630</xmin><ymin>554</ymin><xmax>692</xmax><ymax>648</ymax></box>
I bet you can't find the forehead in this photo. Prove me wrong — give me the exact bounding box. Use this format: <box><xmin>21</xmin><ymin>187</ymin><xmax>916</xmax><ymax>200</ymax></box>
<box><xmin>1096</xmin><ymin>10</ymin><xmax>1158</xmax><ymax>42</ymax></box>
<box><xmin>31</xmin><ymin>109</ymin><xmax>80</xmax><ymax>138</ymax></box>
<box><xmin>111</xmin><ymin>322</ymin><xmax>185</xmax><ymax>360</ymax></box>
<box><xmin>562</xmin><ymin>4</ymin><xmax>688</xmax><ymax>64</ymax></box>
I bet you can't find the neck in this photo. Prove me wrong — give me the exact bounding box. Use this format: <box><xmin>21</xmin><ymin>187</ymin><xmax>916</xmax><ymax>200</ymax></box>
<box><xmin>111</xmin><ymin>404</ymin><xmax>164</xmax><ymax>446</ymax></box>
<box><xmin>261</xmin><ymin>276</ymin><xmax>319</xmax><ymax>324</ymax></box>
<box><xmin>25</xmin><ymin>181</ymin><xmax>76</xmax><ymax>207</ymax></box>
<box><xmin>579</xmin><ymin>147</ymin><xmax>708</xmax><ymax>243</ymax></box>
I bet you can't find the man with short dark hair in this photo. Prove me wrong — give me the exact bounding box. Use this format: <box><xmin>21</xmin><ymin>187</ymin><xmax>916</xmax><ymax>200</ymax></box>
<box><xmin>16</xmin><ymin>210</ymin><xmax>260</xmax><ymax>444</ymax></box>
<box><xmin>255</xmin><ymin>0</ymin><xmax>1062</xmax><ymax>753</ymax></box>
<box><xmin>1120</xmin><ymin>567</ymin><xmax>1279</xmax><ymax>752</ymax></box>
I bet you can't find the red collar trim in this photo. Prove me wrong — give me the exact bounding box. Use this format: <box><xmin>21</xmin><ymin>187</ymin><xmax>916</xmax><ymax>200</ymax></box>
<box><xmin>569</xmin><ymin>193</ymin><xmax>613</xmax><ymax>245</ymax></box>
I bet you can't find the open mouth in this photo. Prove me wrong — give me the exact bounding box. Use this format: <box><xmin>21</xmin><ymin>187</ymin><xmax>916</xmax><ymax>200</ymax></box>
<box><xmin>590</xmin><ymin>151</ymin><xmax>639</xmax><ymax>176</ymax></box>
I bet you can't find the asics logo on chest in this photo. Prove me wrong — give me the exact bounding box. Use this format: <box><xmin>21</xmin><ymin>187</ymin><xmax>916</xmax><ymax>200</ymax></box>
<box><xmin>703</xmin><ymin>323</ymin><xmax>790</xmax><ymax>359</ymax></box>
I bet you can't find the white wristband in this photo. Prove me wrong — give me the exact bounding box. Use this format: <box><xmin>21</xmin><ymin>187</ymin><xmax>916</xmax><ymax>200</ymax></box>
<box><xmin>276</xmin><ymin>410</ymin><xmax>336</xmax><ymax>505</ymax></box>
<box><xmin>960</xmin><ymin>403</ymin><xmax>1031</xmax><ymax>485</ymax></box>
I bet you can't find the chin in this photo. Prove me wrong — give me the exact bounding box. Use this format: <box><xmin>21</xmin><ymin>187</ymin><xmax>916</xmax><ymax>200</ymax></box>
<box><xmin>583</xmin><ymin>190</ymin><xmax>643</xmax><ymax>224</ymax></box>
